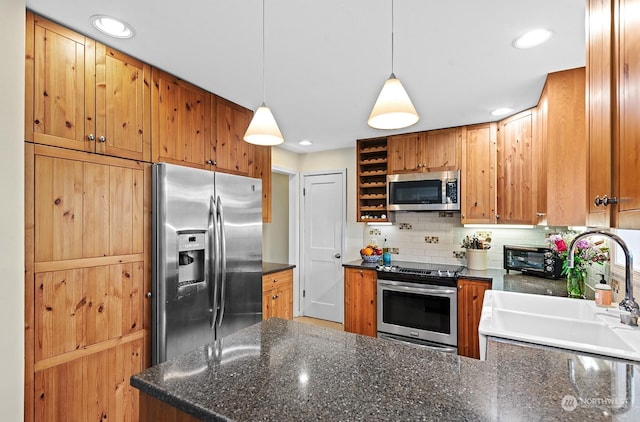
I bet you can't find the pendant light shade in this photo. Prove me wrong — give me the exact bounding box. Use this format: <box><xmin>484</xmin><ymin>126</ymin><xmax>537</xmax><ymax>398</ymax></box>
<box><xmin>243</xmin><ymin>0</ymin><xmax>284</xmax><ymax>145</ymax></box>
<box><xmin>244</xmin><ymin>102</ymin><xmax>284</xmax><ymax>146</ymax></box>
<box><xmin>368</xmin><ymin>73</ymin><xmax>419</xmax><ymax>129</ymax></box>
<box><xmin>368</xmin><ymin>0</ymin><xmax>419</xmax><ymax>130</ymax></box>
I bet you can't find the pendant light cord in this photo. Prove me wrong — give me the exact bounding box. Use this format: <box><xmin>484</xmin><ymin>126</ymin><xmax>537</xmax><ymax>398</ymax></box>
<box><xmin>391</xmin><ymin>0</ymin><xmax>394</xmax><ymax>74</ymax></box>
<box><xmin>262</xmin><ymin>0</ymin><xmax>266</xmax><ymax>103</ymax></box>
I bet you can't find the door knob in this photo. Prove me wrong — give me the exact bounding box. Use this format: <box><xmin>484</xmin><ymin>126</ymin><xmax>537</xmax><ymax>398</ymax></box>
<box><xmin>335</xmin><ymin>253</ymin><xmax>341</xmax><ymax>259</ymax></box>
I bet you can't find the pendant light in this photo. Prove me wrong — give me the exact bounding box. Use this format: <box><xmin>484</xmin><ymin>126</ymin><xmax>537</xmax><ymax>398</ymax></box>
<box><xmin>244</xmin><ymin>0</ymin><xmax>284</xmax><ymax>145</ymax></box>
<box><xmin>368</xmin><ymin>0</ymin><xmax>419</xmax><ymax>130</ymax></box>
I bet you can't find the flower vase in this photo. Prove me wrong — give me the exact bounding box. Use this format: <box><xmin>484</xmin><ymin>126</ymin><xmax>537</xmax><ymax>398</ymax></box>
<box><xmin>466</xmin><ymin>249</ymin><xmax>488</xmax><ymax>270</ymax></box>
<box><xmin>566</xmin><ymin>268</ymin><xmax>586</xmax><ymax>298</ymax></box>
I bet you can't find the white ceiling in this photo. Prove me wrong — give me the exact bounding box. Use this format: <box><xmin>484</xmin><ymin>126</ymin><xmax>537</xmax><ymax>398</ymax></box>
<box><xmin>25</xmin><ymin>0</ymin><xmax>586</xmax><ymax>154</ymax></box>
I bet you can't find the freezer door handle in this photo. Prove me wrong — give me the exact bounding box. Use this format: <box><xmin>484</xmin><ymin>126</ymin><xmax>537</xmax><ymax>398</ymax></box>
<box><xmin>209</xmin><ymin>195</ymin><xmax>219</xmax><ymax>329</ymax></box>
<box><xmin>216</xmin><ymin>195</ymin><xmax>228</xmax><ymax>327</ymax></box>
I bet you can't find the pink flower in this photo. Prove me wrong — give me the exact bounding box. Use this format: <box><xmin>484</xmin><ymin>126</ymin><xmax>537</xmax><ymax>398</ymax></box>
<box><xmin>576</xmin><ymin>239</ymin><xmax>590</xmax><ymax>250</ymax></box>
<box><xmin>554</xmin><ymin>239</ymin><xmax>567</xmax><ymax>252</ymax></box>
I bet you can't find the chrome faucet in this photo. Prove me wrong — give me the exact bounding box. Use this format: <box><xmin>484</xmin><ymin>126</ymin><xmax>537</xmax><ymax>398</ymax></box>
<box><xmin>567</xmin><ymin>230</ymin><xmax>639</xmax><ymax>326</ymax></box>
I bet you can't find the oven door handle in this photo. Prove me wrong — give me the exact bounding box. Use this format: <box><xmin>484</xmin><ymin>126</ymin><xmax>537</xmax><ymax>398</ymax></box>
<box><xmin>379</xmin><ymin>334</ymin><xmax>457</xmax><ymax>354</ymax></box>
<box><xmin>378</xmin><ymin>280</ymin><xmax>456</xmax><ymax>295</ymax></box>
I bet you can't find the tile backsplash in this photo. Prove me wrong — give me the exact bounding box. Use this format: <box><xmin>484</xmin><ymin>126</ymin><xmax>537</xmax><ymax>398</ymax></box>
<box><xmin>365</xmin><ymin>212</ymin><xmax>551</xmax><ymax>268</ymax></box>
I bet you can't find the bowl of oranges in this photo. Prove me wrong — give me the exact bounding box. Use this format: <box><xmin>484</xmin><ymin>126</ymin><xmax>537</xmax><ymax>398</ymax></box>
<box><xmin>360</xmin><ymin>244</ymin><xmax>383</xmax><ymax>263</ymax></box>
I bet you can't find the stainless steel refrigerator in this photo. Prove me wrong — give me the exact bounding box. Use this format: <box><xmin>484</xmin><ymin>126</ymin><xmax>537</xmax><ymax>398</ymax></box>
<box><xmin>152</xmin><ymin>163</ymin><xmax>262</xmax><ymax>365</ymax></box>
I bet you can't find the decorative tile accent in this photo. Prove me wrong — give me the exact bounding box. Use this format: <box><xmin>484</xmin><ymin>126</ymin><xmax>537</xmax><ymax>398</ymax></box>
<box><xmin>399</xmin><ymin>223</ymin><xmax>412</xmax><ymax>230</ymax></box>
<box><xmin>453</xmin><ymin>251</ymin><xmax>466</xmax><ymax>259</ymax></box>
<box><xmin>424</xmin><ymin>236</ymin><xmax>440</xmax><ymax>244</ymax></box>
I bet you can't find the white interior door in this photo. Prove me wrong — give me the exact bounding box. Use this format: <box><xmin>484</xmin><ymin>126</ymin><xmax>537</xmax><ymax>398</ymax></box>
<box><xmin>302</xmin><ymin>171</ymin><xmax>345</xmax><ymax>322</ymax></box>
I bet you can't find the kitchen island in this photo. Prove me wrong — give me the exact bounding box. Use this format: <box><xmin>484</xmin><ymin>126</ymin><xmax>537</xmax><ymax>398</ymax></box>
<box><xmin>131</xmin><ymin>318</ymin><xmax>640</xmax><ymax>421</ymax></box>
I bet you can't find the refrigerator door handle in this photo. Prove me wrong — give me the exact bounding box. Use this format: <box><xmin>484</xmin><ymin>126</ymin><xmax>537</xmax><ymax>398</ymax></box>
<box><xmin>209</xmin><ymin>195</ymin><xmax>220</xmax><ymax>329</ymax></box>
<box><xmin>216</xmin><ymin>195</ymin><xmax>228</xmax><ymax>327</ymax></box>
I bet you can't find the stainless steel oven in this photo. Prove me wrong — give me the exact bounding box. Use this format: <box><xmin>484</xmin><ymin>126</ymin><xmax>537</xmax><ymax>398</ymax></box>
<box><xmin>376</xmin><ymin>263</ymin><xmax>461</xmax><ymax>353</ymax></box>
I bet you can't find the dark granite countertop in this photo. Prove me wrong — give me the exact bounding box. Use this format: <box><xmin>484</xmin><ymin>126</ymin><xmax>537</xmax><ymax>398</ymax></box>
<box><xmin>132</xmin><ymin>318</ymin><xmax>640</xmax><ymax>421</ymax></box>
<box><xmin>262</xmin><ymin>261</ymin><xmax>296</xmax><ymax>275</ymax></box>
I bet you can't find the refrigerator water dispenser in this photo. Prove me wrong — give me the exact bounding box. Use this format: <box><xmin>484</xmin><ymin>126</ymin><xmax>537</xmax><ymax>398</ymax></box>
<box><xmin>177</xmin><ymin>232</ymin><xmax>206</xmax><ymax>296</ymax></box>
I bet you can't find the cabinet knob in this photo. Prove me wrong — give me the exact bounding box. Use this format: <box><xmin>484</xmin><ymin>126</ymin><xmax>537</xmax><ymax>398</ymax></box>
<box><xmin>536</xmin><ymin>212</ymin><xmax>546</xmax><ymax>217</ymax></box>
<box><xmin>272</xmin><ymin>294</ymin><xmax>279</xmax><ymax>300</ymax></box>
<box><xmin>603</xmin><ymin>196</ymin><xmax>618</xmax><ymax>206</ymax></box>
<box><xmin>273</xmin><ymin>279</ymin><xmax>278</xmax><ymax>283</ymax></box>
<box><xmin>206</xmin><ymin>159</ymin><xmax>214</xmax><ymax>165</ymax></box>
<box><xmin>594</xmin><ymin>196</ymin><xmax>604</xmax><ymax>207</ymax></box>
<box><xmin>146</xmin><ymin>292</ymin><xmax>152</xmax><ymax>299</ymax></box>
<box><xmin>88</xmin><ymin>134</ymin><xmax>95</xmax><ymax>141</ymax></box>
<box><xmin>99</xmin><ymin>136</ymin><xmax>106</xmax><ymax>143</ymax></box>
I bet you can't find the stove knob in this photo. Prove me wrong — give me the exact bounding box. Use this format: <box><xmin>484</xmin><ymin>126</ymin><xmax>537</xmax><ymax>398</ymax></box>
<box><xmin>437</xmin><ymin>270</ymin><xmax>444</xmax><ymax>276</ymax></box>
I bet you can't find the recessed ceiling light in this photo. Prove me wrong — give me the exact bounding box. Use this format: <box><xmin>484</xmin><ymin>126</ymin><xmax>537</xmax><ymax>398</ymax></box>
<box><xmin>91</xmin><ymin>15</ymin><xmax>135</xmax><ymax>39</ymax></box>
<box><xmin>513</xmin><ymin>29</ymin><xmax>552</xmax><ymax>49</ymax></box>
<box><xmin>299</xmin><ymin>140</ymin><xmax>312</xmax><ymax>146</ymax></box>
<box><xmin>491</xmin><ymin>108</ymin><xmax>513</xmax><ymax>116</ymax></box>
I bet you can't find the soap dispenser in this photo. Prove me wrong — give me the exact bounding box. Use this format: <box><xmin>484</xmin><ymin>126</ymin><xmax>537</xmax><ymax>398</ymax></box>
<box><xmin>382</xmin><ymin>237</ymin><xmax>391</xmax><ymax>266</ymax></box>
<box><xmin>595</xmin><ymin>274</ymin><xmax>612</xmax><ymax>307</ymax></box>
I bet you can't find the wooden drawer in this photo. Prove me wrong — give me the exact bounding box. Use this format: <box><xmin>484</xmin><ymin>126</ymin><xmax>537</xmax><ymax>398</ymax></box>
<box><xmin>262</xmin><ymin>268</ymin><xmax>293</xmax><ymax>293</ymax></box>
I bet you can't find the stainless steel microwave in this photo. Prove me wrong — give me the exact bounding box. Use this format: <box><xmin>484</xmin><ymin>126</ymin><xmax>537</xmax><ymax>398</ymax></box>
<box><xmin>387</xmin><ymin>170</ymin><xmax>460</xmax><ymax>211</ymax></box>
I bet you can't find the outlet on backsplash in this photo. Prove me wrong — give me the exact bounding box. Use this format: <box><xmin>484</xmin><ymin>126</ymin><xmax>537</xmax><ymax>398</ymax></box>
<box><xmin>389</xmin><ymin>247</ymin><xmax>399</xmax><ymax>254</ymax></box>
<box><xmin>424</xmin><ymin>236</ymin><xmax>440</xmax><ymax>244</ymax></box>
<box><xmin>368</xmin><ymin>229</ymin><xmax>382</xmax><ymax>236</ymax></box>
<box><xmin>476</xmin><ymin>231</ymin><xmax>492</xmax><ymax>240</ymax></box>
<box><xmin>611</xmin><ymin>278</ymin><xmax>620</xmax><ymax>294</ymax></box>
<box><xmin>453</xmin><ymin>251</ymin><xmax>466</xmax><ymax>259</ymax></box>
<box><xmin>399</xmin><ymin>223</ymin><xmax>412</xmax><ymax>230</ymax></box>
<box><xmin>439</xmin><ymin>212</ymin><xmax>456</xmax><ymax>218</ymax></box>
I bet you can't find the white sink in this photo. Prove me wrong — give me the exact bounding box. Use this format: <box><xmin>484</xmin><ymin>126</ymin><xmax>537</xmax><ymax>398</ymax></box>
<box><xmin>478</xmin><ymin>290</ymin><xmax>640</xmax><ymax>362</ymax></box>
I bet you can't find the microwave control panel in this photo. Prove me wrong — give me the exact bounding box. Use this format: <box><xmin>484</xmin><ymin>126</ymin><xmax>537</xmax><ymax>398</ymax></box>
<box><xmin>446</xmin><ymin>180</ymin><xmax>458</xmax><ymax>204</ymax></box>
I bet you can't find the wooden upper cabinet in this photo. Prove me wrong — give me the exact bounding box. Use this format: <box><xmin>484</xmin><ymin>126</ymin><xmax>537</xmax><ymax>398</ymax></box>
<box><xmin>538</xmin><ymin>68</ymin><xmax>587</xmax><ymax>227</ymax></box>
<box><xmin>615</xmin><ymin>0</ymin><xmax>640</xmax><ymax>228</ymax></box>
<box><xmin>250</xmin><ymin>145</ymin><xmax>272</xmax><ymax>223</ymax></box>
<box><xmin>151</xmin><ymin>68</ymin><xmax>213</xmax><ymax>169</ymax></box>
<box><xmin>388</xmin><ymin>133</ymin><xmax>421</xmax><ymax>173</ymax></box>
<box><xmin>95</xmin><ymin>45</ymin><xmax>151</xmax><ymax>161</ymax></box>
<box><xmin>461</xmin><ymin>123</ymin><xmax>497</xmax><ymax>224</ymax></box>
<box><xmin>496</xmin><ymin>109</ymin><xmax>536</xmax><ymax>225</ymax></box>
<box><xmin>423</xmin><ymin>128</ymin><xmax>460</xmax><ymax>171</ymax></box>
<box><xmin>585</xmin><ymin>0</ymin><xmax>640</xmax><ymax>229</ymax></box>
<box><xmin>388</xmin><ymin>129</ymin><xmax>460</xmax><ymax>174</ymax></box>
<box><xmin>26</xmin><ymin>13</ymin><xmax>150</xmax><ymax>161</ymax></box>
<box><xmin>214</xmin><ymin>97</ymin><xmax>253</xmax><ymax>175</ymax></box>
<box><xmin>586</xmin><ymin>0</ymin><xmax>614</xmax><ymax>227</ymax></box>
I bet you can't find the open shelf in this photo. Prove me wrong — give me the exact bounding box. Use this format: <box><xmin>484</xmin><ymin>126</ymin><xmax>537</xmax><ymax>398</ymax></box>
<box><xmin>357</xmin><ymin>137</ymin><xmax>389</xmax><ymax>222</ymax></box>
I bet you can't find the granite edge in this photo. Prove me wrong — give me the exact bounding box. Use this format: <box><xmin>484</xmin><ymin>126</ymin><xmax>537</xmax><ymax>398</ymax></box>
<box><xmin>262</xmin><ymin>262</ymin><xmax>296</xmax><ymax>275</ymax></box>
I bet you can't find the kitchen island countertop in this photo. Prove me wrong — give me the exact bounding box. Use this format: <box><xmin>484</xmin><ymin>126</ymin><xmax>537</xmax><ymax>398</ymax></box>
<box><xmin>131</xmin><ymin>318</ymin><xmax>640</xmax><ymax>421</ymax></box>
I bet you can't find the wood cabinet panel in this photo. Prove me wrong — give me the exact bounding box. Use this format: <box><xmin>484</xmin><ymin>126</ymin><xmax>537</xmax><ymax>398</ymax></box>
<box><xmin>586</xmin><ymin>0</ymin><xmax>614</xmax><ymax>227</ymax></box>
<box><xmin>539</xmin><ymin>68</ymin><xmax>587</xmax><ymax>226</ymax></box>
<box><xmin>96</xmin><ymin>46</ymin><xmax>151</xmax><ymax>161</ymax></box>
<box><xmin>461</xmin><ymin>123</ymin><xmax>496</xmax><ymax>224</ymax></box>
<box><xmin>35</xmin><ymin>339</ymin><xmax>142</xmax><ymax>422</ymax></box>
<box><xmin>35</xmin><ymin>262</ymin><xmax>143</xmax><ymax>361</ymax></box>
<box><xmin>497</xmin><ymin>110</ymin><xmax>535</xmax><ymax>224</ymax></box>
<box><xmin>424</xmin><ymin>127</ymin><xmax>460</xmax><ymax>171</ymax></box>
<box><xmin>262</xmin><ymin>269</ymin><xmax>293</xmax><ymax>320</ymax></box>
<box><xmin>35</xmin><ymin>155</ymin><xmax>144</xmax><ymax>263</ymax></box>
<box><xmin>151</xmin><ymin>69</ymin><xmax>212</xmax><ymax>168</ymax></box>
<box><xmin>387</xmin><ymin>133</ymin><xmax>421</xmax><ymax>173</ymax></box>
<box><xmin>31</xmin><ymin>15</ymin><xmax>90</xmax><ymax>150</ymax></box>
<box><xmin>250</xmin><ymin>145</ymin><xmax>272</xmax><ymax>223</ymax></box>
<box><xmin>214</xmin><ymin>97</ymin><xmax>252</xmax><ymax>175</ymax></box>
<box><xmin>616</xmin><ymin>0</ymin><xmax>640</xmax><ymax>228</ymax></box>
<box><xmin>457</xmin><ymin>279</ymin><xmax>491</xmax><ymax>359</ymax></box>
<box><xmin>343</xmin><ymin>267</ymin><xmax>377</xmax><ymax>337</ymax></box>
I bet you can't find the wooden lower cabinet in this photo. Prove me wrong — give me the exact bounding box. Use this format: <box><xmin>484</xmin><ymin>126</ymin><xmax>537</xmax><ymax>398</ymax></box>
<box><xmin>262</xmin><ymin>269</ymin><xmax>293</xmax><ymax>320</ymax></box>
<box><xmin>457</xmin><ymin>279</ymin><xmax>491</xmax><ymax>359</ymax></box>
<box><xmin>25</xmin><ymin>144</ymin><xmax>151</xmax><ymax>421</ymax></box>
<box><xmin>139</xmin><ymin>393</ymin><xmax>199</xmax><ymax>422</ymax></box>
<box><xmin>343</xmin><ymin>267</ymin><xmax>377</xmax><ymax>337</ymax></box>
